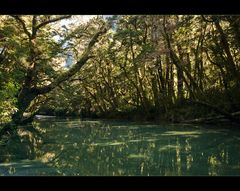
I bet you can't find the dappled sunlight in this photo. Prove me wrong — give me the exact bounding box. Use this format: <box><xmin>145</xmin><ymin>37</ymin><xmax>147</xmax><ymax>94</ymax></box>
<box><xmin>128</xmin><ymin>139</ymin><xmax>142</xmax><ymax>143</ymax></box>
<box><xmin>1</xmin><ymin>14</ymin><xmax>240</xmax><ymax>176</ymax></box>
<box><xmin>161</xmin><ymin>130</ymin><xmax>202</xmax><ymax>138</ymax></box>
<box><xmin>159</xmin><ymin>144</ymin><xmax>181</xmax><ymax>152</ymax></box>
<box><xmin>90</xmin><ymin>142</ymin><xmax>126</xmax><ymax>147</ymax></box>
<box><xmin>143</xmin><ymin>138</ymin><xmax>159</xmax><ymax>142</ymax></box>
<box><xmin>127</xmin><ymin>154</ymin><xmax>149</xmax><ymax>159</ymax></box>
<box><xmin>208</xmin><ymin>155</ymin><xmax>222</xmax><ymax>176</ymax></box>
<box><xmin>39</xmin><ymin>152</ymin><xmax>56</xmax><ymax>163</ymax></box>
<box><xmin>1</xmin><ymin>119</ymin><xmax>240</xmax><ymax>175</ymax></box>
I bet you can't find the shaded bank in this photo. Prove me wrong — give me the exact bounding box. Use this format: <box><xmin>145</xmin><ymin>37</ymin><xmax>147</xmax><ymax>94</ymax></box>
<box><xmin>37</xmin><ymin>99</ymin><xmax>240</xmax><ymax>126</ymax></box>
<box><xmin>1</xmin><ymin>15</ymin><xmax>240</xmax><ymax>138</ymax></box>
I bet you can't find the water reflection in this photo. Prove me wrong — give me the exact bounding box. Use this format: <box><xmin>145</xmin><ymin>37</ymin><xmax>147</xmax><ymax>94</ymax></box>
<box><xmin>0</xmin><ymin>119</ymin><xmax>240</xmax><ymax>176</ymax></box>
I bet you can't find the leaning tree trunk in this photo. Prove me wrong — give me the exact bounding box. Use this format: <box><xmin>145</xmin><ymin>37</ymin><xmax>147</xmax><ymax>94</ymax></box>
<box><xmin>0</xmin><ymin>87</ymin><xmax>39</xmax><ymax>139</ymax></box>
<box><xmin>1</xmin><ymin>26</ymin><xmax>108</xmax><ymax>139</ymax></box>
<box><xmin>10</xmin><ymin>26</ymin><xmax>108</xmax><ymax>125</ymax></box>
<box><xmin>12</xmin><ymin>87</ymin><xmax>38</xmax><ymax>124</ymax></box>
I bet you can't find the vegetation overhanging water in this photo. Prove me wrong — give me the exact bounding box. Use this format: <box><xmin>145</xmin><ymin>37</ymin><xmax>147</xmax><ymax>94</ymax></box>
<box><xmin>1</xmin><ymin>15</ymin><xmax>240</xmax><ymax>176</ymax></box>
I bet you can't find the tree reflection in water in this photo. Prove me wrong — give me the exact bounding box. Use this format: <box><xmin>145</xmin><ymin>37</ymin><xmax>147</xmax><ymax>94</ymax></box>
<box><xmin>1</xmin><ymin>119</ymin><xmax>240</xmax><ymax>176</ymax></box>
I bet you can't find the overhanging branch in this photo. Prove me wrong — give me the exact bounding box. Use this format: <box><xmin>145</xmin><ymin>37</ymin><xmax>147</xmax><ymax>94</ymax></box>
<box><xmin>36</xmin><ymin>15</ymin><xmax>72</xmax><ymax>30</ymax></box>
<box><xmin>36</xmin><ymin>26</ymin><xmax>108</xmax><ymax>94</ymax></box>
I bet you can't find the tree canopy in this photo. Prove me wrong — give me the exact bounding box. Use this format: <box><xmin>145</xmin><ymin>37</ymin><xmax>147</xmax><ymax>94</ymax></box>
<box><xmin>1</xmin><ymin>15</ymin><xmax>240</xmax><ymax>133</ymax></box>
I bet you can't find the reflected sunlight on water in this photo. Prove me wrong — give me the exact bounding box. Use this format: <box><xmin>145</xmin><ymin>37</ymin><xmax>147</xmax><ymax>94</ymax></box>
<box><xmin>1</xmin><ymin>118</ymin><xmax>240</xmax><ymax>176</ymax></box>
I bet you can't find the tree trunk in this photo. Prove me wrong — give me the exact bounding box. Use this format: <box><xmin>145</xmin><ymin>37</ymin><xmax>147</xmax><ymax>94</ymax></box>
<box><xmin>151</xmin><ymin>74</ymin><xmax>160</xmax><ymax>111</ymax></box>
<box><xmin>176</xmin><ymin>44</ymin><xmax>184</xmax><ymax>100</ymax></box>
<box><xmin>213</xmin><ymin>17</ymin><xmax>240</xmax><ymax>83</ymax></box>
<box><xmin>12</xmin><ymin>87</ymin><xmax>38</xmax><ymax>124</ymax></box>
<box><xmin>10</xmin><ymin>27</ymin><xmax>107</xmax><ymax>125</ymax></box>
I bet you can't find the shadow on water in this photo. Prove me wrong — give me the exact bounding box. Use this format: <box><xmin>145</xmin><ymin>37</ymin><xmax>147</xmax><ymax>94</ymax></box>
<box><xmin>1</xmin><ymin>118</ymin><xmax>240</xmax><ymax>176</ymax></box>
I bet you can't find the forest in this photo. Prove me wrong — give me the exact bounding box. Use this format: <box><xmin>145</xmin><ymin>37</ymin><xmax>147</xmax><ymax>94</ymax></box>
<box><xmin>1</xmin><ymin>15</ymin><xmax>240</xmax><ymax>138</ymax></box>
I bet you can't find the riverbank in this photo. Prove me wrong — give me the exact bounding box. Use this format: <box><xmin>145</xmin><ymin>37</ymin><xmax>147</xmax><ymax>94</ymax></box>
<box><xmin>37</xmin><ymin>106</ymin><xmax>240</xmax><ymax>127</ymax></box>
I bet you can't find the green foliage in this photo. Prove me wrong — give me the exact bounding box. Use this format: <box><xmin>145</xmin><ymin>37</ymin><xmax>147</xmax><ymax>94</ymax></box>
<box><xmin>44</xmin><ymin>15</ymin><xmax>240</xmax><ymax>122</ymax></box>
<box><xmin>0</xmin><ymin>81</ymin><xmax>18</xmax><ymax>124</ymax></box>
<box><xmin>1</xmin><ymin>15</ymin><xmax>240</xmax><ymax>125</ymax></box>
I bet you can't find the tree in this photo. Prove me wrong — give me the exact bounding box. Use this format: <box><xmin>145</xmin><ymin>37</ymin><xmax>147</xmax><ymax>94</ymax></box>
<box><xmin>1</xmin><ymin>15</ymin><xmax>240</xmax><ymax>131</ymax></box>
<box><xmin>0</xmin><ymin>15</ymin><xmax>108</xmax><ymax>126</ymax></box>
<box><xmin>41</xmin><ymin>15</ymin><xmax>240</xmax><ymax>123</ymax></box>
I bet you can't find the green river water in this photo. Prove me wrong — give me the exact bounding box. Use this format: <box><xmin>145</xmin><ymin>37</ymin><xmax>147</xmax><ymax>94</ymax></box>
<box><xmin>0</xmin><ymin>118</ymin><xmax>240</xmax><ymax>176</ymax></box>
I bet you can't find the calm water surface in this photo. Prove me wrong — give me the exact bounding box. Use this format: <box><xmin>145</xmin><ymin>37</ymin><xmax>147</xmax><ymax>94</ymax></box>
<box><xmin>0</xmin><ymin>118</ymin><xmax>240</xmax><ymax>176</ymax></box>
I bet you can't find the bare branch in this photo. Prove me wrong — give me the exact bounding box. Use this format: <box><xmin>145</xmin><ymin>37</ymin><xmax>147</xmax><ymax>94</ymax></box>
<box><xmin>11</xmin><ymin>15</ymin><xmax>31</xmax><ymax>38</ymax></box>
<box><xmin>32</xmin><ymin>15</ymin><xmax>38</xmax><ymax>38</ymax></box>
<box><xmin>0</xmin><ymin>46</ymin><xmax>6</xmax><ymax>55</ymax></box>
<box><xmin>36</xmin><ymin>15</ymin><xmax>72</xmax><ymax>30</ymax></box>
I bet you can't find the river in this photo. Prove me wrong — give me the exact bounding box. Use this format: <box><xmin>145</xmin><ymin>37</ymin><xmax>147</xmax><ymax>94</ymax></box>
<box><xmin>0</xmin><ymin>118</ymin><xmax>240</xmax><ymax>176</ymax></box>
